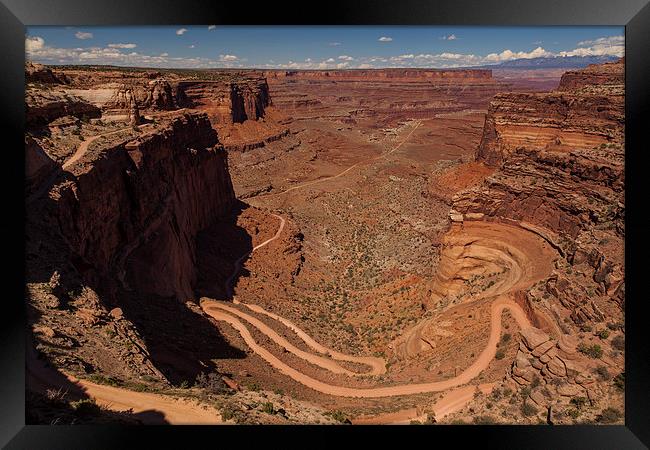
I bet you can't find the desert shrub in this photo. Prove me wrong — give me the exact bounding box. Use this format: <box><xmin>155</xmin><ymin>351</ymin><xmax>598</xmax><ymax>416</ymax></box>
<box><xmin>88</xmin><ymin>374</ymin><xmax>121</xmax><ymax>387</ymax></box>
<box><xmin>567</xmin><ymin>408</ymin><xmax>580</xmax><ymax>419</ymax></box>
<box><xmin>327</xmin><ymin>410</ymin><xmax>351</xmax><ymax>424</ymax></box>
<box><xmin>570</xmin><ymin>397</ymin><xmax>588</xmax><ymax>410</ymax></box>
<box><xmin>613</xmin><ymin>372</ymin><xmax>625</xmax><ymax>391</ymax></box>
<box><xmin>596</xmin><ymin>407</ymin><xmax>622</xmax><ymax>424</ymax></box>
<box><xmin>220</xmin><ymin>406</ymin><xmax>236</xmax><ymax>421</ymax></box>
<box><xmin>578</xmin><ymin>343</ymin><xmax>603</xmax><ymax>359</ymax></box>
<box><xmin>260</xmin><ymin>402</ymin><xmax>276</xmax><ymax>415</ymax></box>
<box><xmin>449</xmin><ymin>419</ymin><xmax>466</xmax><ymax>425</ymax></box>
<box><xmin>195</xmin><ymin>372</ymin><xmax>226</xmax><ymax>394</ymax></box>
<box><xmin>594</xmin><ymin>366</ymin><xmax>611</xmax><ymax>381</ymax></box>
<box><xmin>45</xmin><ymin>388</ymin><xmax>67</xmax><ymax>404</ymax></box>
<box><xmin>410</xmin><ymin>420</ymin><xmax>422</xmax><ymax>425</ymax></box>
<box><xmin>597</xmin><ymin>329</ymin><xmax>610</xmax><ymax>340</ymax></box>
<box><xmin>531</xmin><ymin>375</ymin><xmax>541</xmax><ymax>389</ymax></box>
<box><xmin>521</xmin><ymin>402</ymin><xmax>538</xmax><ymax>417</ymax></box>
<box><xmin>501</xmin><ymin>333</ymin><xmax>511</xmax><ymax>344</ymax></box>
<box><xmin>495</xmin><ymin>349</ymin><xmax>506</xmax><ymax>360</ymax></box>
<box><xmin>502</xmin><ymin>387</ymin><xmax>513</xmax><ymax>397</ymax></box>
<box><xmin>472</xmin><ymin>415</ymin><xmax>496</xmax><ymax>425</ymax></box>
<box><xmin>611</xmin><ymin>335</ymin><xmax>625</xmax><ymax>351</ymax></box>
<box><xmin>71</xmin><ymin>398</ymin><xmax>101</xmax><ymax>417</ymax></box>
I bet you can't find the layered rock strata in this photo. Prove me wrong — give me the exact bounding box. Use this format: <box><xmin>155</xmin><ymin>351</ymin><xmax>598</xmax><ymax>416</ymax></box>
<box><xmin>54</xmin><ymin>111</ymin><xmax>236</xmax><ymax>300</ymax></box>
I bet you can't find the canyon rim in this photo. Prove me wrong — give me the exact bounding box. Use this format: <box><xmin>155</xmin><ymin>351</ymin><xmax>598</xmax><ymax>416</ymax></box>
<box><xmin>24</xmin><ymin>26</ymin><xmax>625</xmax><ymax>425</ymax></box>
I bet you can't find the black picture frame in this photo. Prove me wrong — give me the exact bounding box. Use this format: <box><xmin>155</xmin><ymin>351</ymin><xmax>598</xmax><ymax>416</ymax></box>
<box><xmin>2</xmin><ymin>0</ymin><xmax>649</xmax><ymax>448</ymax></box>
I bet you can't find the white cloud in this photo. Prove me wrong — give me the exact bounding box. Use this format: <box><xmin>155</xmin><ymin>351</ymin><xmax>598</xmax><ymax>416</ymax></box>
<box><xmin>176</xmin><ymin>28</ymin><xmax>187</xmax><ymax>36</ymax></box>
<box><xmin>208</xmin><ymin>25</ymin><xmax>216</xmax><ymax>30</ymax></box>
<box><xmin>577</xmin><ymin>35</ymin><xmax>623</xmax><ymax>47</ymax></box>
<box><xmin>560</xmin><ymin>35</ymin><xmax>624</xmax><ymax>57</ymax></box>
<box><xmin>160</xmin><ymin>52</ymin><xmax>169</xmax><ymax>57</ymax></box>
<box><xmin>189</xmin><ymin>44</ymin><xmax>195</xmax><ymax>49</ymax></box>
<box><xmin>378</xmin><ymin>36</ymin><xmax>393</xmax><ymax>42</ymax></box>
<box><xmin>336</xmin><ymin>62</ymin><xmax>350</xmax><ymax>69</ymax></box>
<box><xmin>484</xmin><ymin>46</ymin><xmax>553</xmax><ymax>62</ymax></box>
<box><xmin>440</xmin><ymin>34</ymin><xmax>457</xmax><ymax>40</ymax></box>
<box><xmin>357</xmin><ymin>63</ymin><xmax>373</xmax><ymax>69</ymax></box>
<box><xmin>338</xmin><ymin>55</ymin><xmax>354</xmax><ymax>61</ymax></box>
<box><xmin>107</xmin><ymin>43</ymin><xmax>137</xmax><ymax>49</ymax></box>
<box><xmin>75</xmin><ymin>31</ymin><xmax>93</xmax><ymax>40</ymax></box>
<box><xmin>219</xmin><ymin>54</ymin><xmax>238</xmax><ymax>61</ymax></box>
<box><xmin>329</xmin><ymin>42</ymin><xmax>341</xmax><ymax>46</ymax></box>
<box><xmin>25</xmin><ymin>36</ymin><xmax>45</xmax><ymax>52</ymax></box>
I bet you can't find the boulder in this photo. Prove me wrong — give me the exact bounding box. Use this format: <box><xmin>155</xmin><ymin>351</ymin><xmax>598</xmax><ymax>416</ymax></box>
<box><xmin>109</xmin><ymin>307</ymin><xmax>124</xmax><ymax>320</ymax></box>
<box><xmin>520</xmin><ymin>327</ymin><xmax>550</xmax><ymax>350</ymax></box>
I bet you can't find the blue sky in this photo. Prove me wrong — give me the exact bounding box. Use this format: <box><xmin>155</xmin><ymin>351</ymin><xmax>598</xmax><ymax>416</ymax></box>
<box><xmin>26</xmin><ymin>26</ymin><xmax>624</xmax><ymax>69</ymax></box>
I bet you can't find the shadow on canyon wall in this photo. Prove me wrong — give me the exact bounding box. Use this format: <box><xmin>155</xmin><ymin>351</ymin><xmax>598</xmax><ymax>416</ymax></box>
<box><xmin>25</xmin><ymin>189</ymin><xmax>250</xmax><ymax>388</ymax></box>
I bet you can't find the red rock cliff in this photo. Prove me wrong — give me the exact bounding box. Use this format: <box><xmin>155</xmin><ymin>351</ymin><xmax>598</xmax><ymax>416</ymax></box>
<box><xmin>54</xmin><ymin>111</ymin><xmax>236</xmax><ymax>301</ymax></box>
<box><xmin>176</xmin><ymin>77</ymin><xmax>270</xmax><ymax>124</ymax></box>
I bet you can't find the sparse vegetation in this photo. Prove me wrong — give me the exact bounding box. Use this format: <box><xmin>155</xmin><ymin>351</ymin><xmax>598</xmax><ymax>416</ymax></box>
<box><xmin>260</xmin><ymin>402</ymin><xmax>276</xmax><ymax>415</ymax></box>
<box><xmin>578</xmin><ymin>343</ymin><xmax>603</xmax><ymax>359</ymax></box>
<box><xmin>70</xmin><ymin>398</ymin><xmax>101</xmax><ymax>417</ymax></box>
<box><xmin>521</xmin><ymin>402</ymin><xmax>538</xmax><ymax>417</ymax></box>
<box><xmin>495</xmin><ymin>349</ymin><xmax>506</xmax><ymax>360</ymax></box>
<box><xmin>611</xmin><ymin>334</ymin><xmax>625</xmax><ymax>351</ymax></box>
<box><xmin>596</xmin><ymin>407</ymin><xmax>622</xmax><ymax>424</ymax></box>
<box><xmin>613</xmin><ymin>372</ymin><xmax>625</xmax><ymax>391</ymax></box>
<box><xmin>472</xmin><ymin>415</ymin><xmax>496</xmax><ymax>425</ymax></box>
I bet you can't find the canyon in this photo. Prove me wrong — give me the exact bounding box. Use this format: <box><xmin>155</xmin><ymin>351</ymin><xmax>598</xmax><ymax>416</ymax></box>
<box><xmin>25</xmin><ymin>59</ymin><xmax>624</xmax><ymax>425</ymax></box>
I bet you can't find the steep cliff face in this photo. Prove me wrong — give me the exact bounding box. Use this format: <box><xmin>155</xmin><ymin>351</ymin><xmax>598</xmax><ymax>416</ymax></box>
<box><xmin>460</xmin><ymin>59</ymin><xmax>624</xmax><ymax>238</ymax></box>
<box><xmin>557</xmin><ymin>58</ymin><xmax>625</xmax><ymax>91</ymax></box>
<box><xmin>54</xmin><ymin>112</ymin><xmax>236</xmax><ymax>300</ymax></box>
<box><xmin>476</xmin><ymin>90</ymin><xmax>624</xmax><ymax>166</ymax></box>
<box><xmin>452</xmin><ymin>58</ymin><xmax>624</xmax><ymax>331</ymax></box>
<box><xmin>176</xmin><ymin>77</ymin><xmax>270</xmax><ymax>124</ymax></box>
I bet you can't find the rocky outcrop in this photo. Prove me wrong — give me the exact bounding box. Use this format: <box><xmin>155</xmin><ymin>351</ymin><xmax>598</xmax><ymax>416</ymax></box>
<box><xmin>176</xmin><ymin>76</ymin><xmax>270</xmax><ymax>124</ymax></box>
<box><xmin>25</xmin><ymin>89</ymin><xmax>101</xmax><ymax>129</ymax></box>
<box><xmin>476</xmin><ymin>91</ymin><xmax>624</xmax><ymax>167</ymax></box>
<box><xmin>53</xmin><ymin>111</ymin><xmax>236</xmax><ymax>300</ymax></box>
<box><xmin>26</xmin><ymin>62</ymin><xmax>68</xmax><ymax>84</ymax></box>
<box><xmin>455</xmin><ymin>58</ymin><xmax>624</xmax><ymax>240</ymax></box>
<box><xmin>557</xmin><ymin>58</ymin><xmax>625</xmax><ymax>92</ymax></box>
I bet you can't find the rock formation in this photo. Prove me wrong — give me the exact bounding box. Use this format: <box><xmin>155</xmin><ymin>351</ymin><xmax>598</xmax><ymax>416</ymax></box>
<box><xmin>54</xmin><ymin>111</ymin><xmax>235</xmax><ymax>300</ymax></box>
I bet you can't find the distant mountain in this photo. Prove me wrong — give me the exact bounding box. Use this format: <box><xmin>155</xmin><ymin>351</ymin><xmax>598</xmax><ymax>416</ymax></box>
<box><xmin>479</xmin><ymin>55</ymin><xmax>620</xmax><ymax>69</ymax></box>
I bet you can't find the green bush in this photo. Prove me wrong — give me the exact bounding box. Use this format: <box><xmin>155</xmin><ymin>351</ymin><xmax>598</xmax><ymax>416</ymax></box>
<box><xmin>495</xmin><ymin>349</ymin><xmax>506</xmax><ymax>360</ymax></box>
<box><xmin>328</xmin><ymin>410</ymin><xmax>351</xmax><ymax>424</ymax></box>
<box><xmin>260</xmin><ymin>402</ymin><xmax>275</xmax><ymax>415</ymax></box>
<box><xmin>597</xmin><ymin>329</ymin><xmax>610</xmax><ymax>340</ymax></box>
<box><xmin>578</xmin><ymin>343</ymin><xmax>603</xmax><ymax>359</ymax></box>
<box><xmin>71</xmin><ymin>398</ymin><xmax>101</xmax><ymax>417</ymax></box>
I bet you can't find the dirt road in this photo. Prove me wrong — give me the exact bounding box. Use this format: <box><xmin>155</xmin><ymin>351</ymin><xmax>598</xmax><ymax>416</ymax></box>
<box><xmin>252</xmin><ymin>120</ymin><xmax>421</xmax><ymax>199</ymax></box>
<box><xmin>225</xmin><ymin>213</ymin><xmax>285</xmax><ymax>297</ymax></box>
<box><xmin>26</xmin><ymin>346</ymin><xmax>223</xmax><ymax>425</ymax></box>
<box><xmin>203</xmin><ymin>295</ymin><xmax>532</xmax><ymax>398</ymax></box>
<box><xmin>62</xmin><ymin>126</ymin><xmax>136</xmax><ymax>170</ymax></box>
